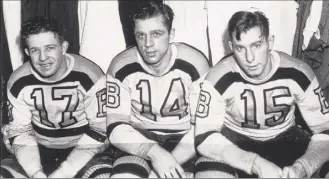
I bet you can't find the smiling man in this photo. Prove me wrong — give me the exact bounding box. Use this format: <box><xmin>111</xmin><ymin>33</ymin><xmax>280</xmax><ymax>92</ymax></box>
<box><xmin>194</xmin><ymin>11</ymin><xmax>329</xmax><ymax>178</ymax></box>
<box><xmin>0</xmin><ymin>17</ymin><xmax>111</xmax><ymax>178</ymax></box>
<box><xmin>106</xmin><ymin>2</ymin><xmax>209</xmax><ymax>178</ymax></box>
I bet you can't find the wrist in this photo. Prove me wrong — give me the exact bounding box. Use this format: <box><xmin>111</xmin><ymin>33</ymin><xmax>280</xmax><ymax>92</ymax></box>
<box><xmin>251</xmin><ymin>155</ymin><xmax>263</xmax><ymax>175</ymax></box>
<box><xmin>293</xmin><ymin>162</ymin><xmax>307</xmax><ymax>178</ymax></box>
<box><xmin>146</xmin><ymin>143</ymin><xmax>162</xmax><ymax>161</ymax></box>
<box><xmin>31</xmin><ymin>169</ymin><xmax>44</xmax><ymax>178</ymax></box>
<box><xmin>58</xmin><ymin>161</ymin><xmax>75</xmax><ymax>178</ymax></box>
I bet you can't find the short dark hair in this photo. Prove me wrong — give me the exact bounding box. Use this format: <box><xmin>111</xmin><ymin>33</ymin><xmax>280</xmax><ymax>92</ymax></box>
<box><xmin>228</xmin><ymin>11</ymin><xmax>269</xmax><ymax>41</ymax></box>
<box><xmin>132</xmin><ymin>1</ymin><xmax>174</xmax><ymax>32</ymax></box>
<box><xmin>21</xmin><ymin>16</ymin><xmax>66</xmax><ymax>48</ymax></box>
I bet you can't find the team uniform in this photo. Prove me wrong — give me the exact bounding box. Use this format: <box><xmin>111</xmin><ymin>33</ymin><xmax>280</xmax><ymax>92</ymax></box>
<box><xmin>1</xmin><ymin>54</ymin><xmax>112</xmax><ymax>178</ymax></box>
<box><xmin>106</xmin><ymin>42</ymin><xmax>209</xmax><ymax>177</ymax></box>
<box><xmin>195</xmin><ymin>50</ymin><xmax>329</xmax><ymax>177</ymax></box>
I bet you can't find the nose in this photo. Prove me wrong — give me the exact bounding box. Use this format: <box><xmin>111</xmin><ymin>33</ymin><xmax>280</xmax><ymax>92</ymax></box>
<box><xmin>39</xmin><ymin>50</ymin><xmax>47</xmax><ymax>62</ymax></box>
<box><xmin>145</xmin><ymin>36</ymin><xmax>154</xmax><ymax>48</ymax></box>
<box><xmin>246</xmin><ymin>48</ymin><xmax>255</xmax><ymax>63</ymax></box>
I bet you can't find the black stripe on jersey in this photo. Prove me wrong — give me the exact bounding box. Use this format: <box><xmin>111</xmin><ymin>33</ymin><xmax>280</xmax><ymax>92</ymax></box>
<box><xmin>89</xmin><ymin>167</ymin><xmax>113</xmax><ymax>178</ymax></box>
<box><xmin>169</xmin><ymin>59</ymin><xmax>200</xmax><ymax>81</ymax></box>
<box><xmin>195</xmin><ymin>131</ymin><xmax>217</xmax><ymax>148</ymax></box>
<box><xmin>115</xmin><ymin>63</ymin><xmax>147</xmax><ymax>82</ymax></box>
<box><xmin>0</xmin><ymin>168</ymin><xmax>15</xmax><ymax>178</ymax></box>
<box><xmin>32</xmin><ymin>122</ymin><xmax>88</xmax><ymax>137</ymax></box>
<box><xmin>86</xmin><ymin>128</ymin><xmax>107</xmax><ymax>142</ymax></box>
<box><xmin>320</xmin><ymin>130</ymin><xmax>329</xmax><ymax>135</ymax></box>
<box><xmin>214</xmin><ymin>68</ymin><xmax>311</xmax><ymax>95</ymax></box>
<box><xmin>10</xmin><ymin>71</ymin><xmax>94</xmax><ymax>98</ymax></box>
<box><xmin>107</xmin><ymin>122</ymin><xmax>128</xmax><ymax>135</ymax></box>
<box><xmin>112</xmin><ymin>163</ymin><xmax>149</xmax><ymax>178</ymax></box>
<box><xmin>195</xmin><ymin>160</ymin><xmax>236</xmax><ymax>176</ymax></box>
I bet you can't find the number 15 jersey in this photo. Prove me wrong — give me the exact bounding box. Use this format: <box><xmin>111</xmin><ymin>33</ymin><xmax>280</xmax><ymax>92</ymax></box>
<box><xmin>106</xmin><ymin>43</ymin><xmax>209</xmax><ymax>134</ymax></box>
<box><xmin>196</xmin><ymin>51</ymin><xmax>329</xmax><ymax>142</ymax></box>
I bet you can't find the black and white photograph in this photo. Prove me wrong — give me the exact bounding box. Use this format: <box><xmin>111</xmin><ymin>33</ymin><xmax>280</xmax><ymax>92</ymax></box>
<box><xmin>0</xmin><ymin>0</ymin><xmax>329</xmax><ymax>178</ymax></box>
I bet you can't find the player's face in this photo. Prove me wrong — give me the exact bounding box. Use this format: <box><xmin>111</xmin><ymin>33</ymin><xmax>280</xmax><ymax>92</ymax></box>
<box><xmin>134</xmin><ymin>15</ymin><xmax>174</xmax><ymax>66</ymax></box>
<box><xmin>25</xmin><ymin>31</ymin><xmax>68</xmax><ymax>81</ymax></box>
<box><xmin>229</xmin><ymin>27</ymin><xmax>274</xmax><ymax>80</ymax></box>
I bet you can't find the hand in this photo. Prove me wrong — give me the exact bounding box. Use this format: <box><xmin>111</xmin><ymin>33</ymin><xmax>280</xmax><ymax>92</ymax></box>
<box><xmin>32</xmin><ymin>171</ymin><xmax>47</xmax><ymax>178</ymax></box>
<box><xmin>48</xmin><ymin>168</ymin><xmax>68</xmax><ymax>178</ymax></box>
<box><xmin>282</xmin><ymin>163</ymin><xmax>306</xmax><ymax>178</ymax></box>
<box><xmin>147</xmin><ymin>144</ymin><xmax>186</xmax><ymax>178</ymax></box>
<box><xmin>252</xmin><ymin>155</ymin><xmax>282</xmax><ymax>178</ymax></box>
<box><xmin>148</xmin><ymin>170</ymin><xmax>158</xmax><ymax>178</ymax></box>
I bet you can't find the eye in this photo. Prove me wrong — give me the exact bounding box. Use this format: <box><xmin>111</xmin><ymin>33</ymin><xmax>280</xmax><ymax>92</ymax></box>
<box><xmin>46</xmin><ymin>46</ymin><xmax>55</xmax><ymax>51</ymax></box>
<box><xmin>254</xmin><ymin>43</ymin><xmax>261</xmax><ymax>48</ymax></box>
<box><xmin>29</xmin><ymin>49</ymin><xmax>38</xmax><ymax>54</ymax></box>
<box><xmin>236</xmin><ymin>46</ymin><xmax>244</xmax><ymax>52</ymax></box>
<box><xmin>152</xmin><ymin>32</ymin><xmax>161</xmax><ymax>37</ymax></box>
<box><xmin>136</xmin><ymin>33</ymin><xmax>145</xmax><ymax>40</ymax></box>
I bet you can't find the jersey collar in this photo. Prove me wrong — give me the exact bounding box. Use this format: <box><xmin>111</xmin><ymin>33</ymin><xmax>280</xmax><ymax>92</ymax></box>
<box><xmin>237</xmin><ymin>50</ymin><xmax>280</xmax><ymax>84</ymax></box>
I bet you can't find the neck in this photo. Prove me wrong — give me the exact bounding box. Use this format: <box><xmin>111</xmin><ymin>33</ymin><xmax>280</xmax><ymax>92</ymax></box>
<box><xmin>148</xmin><ymin>45</ymin><xmax>172</xmax><ymax>74</ymax></box>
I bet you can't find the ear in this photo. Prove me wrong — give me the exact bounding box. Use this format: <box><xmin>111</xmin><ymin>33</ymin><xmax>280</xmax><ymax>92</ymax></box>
<box><xmin>169</xmin><ymin>28</ymin><xmax>175</xmax><ymax>43</ymax></box>
<box><xmin>228</xmin><ymin>41</ymin><xmax>233</xmax><ymax>51</ymax></box>
<box><xmin>24</xmin><ymin>48</ymin><xmax>30</xmax><ymax>56</ymax></box>
<box><xmin>61</xmin><ymin>41</ymin><xmax>69</xmax><ymax>55</ymax></box>
<box><xmin>268</xmin><ymin>35</ymin><xmax>275</xmax><ymax>51</ymax></box>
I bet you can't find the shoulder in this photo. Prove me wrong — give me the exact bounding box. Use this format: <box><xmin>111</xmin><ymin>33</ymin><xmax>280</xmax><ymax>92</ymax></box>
<box><xmin>7</xmin><ymin>62</ymin><xmax>32</xmax><ymax>91</ymax></box>
<box><xmin>106</xmin><ymin>46</ymin><xmax>143</xmax><ymax>82</ymax></box>
<box><xmin>205</xmin><ymin>54</ymin><xmax>236</xmax><ymax>85</ymax></box>
<box><xmin>276</xmin><ymin>51</ymin><xmax>315</xmax><ymax>81</ymax></box>
<box><xmin>70</xmin><ymin>53</ymin><xmax>104</xmax><ymax>83</ymax></box>
<box><xmin>275</xmin><ymin>51</ymin><xmax>315</xmax><ymax>91</ymax></box>
<box><xmin>175</xmin><ymin>42</ymin><xmax>210</xmax><ymax>74</ymax></box>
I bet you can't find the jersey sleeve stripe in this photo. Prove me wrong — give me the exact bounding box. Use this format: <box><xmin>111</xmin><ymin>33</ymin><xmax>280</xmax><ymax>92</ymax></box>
<box><xmin>85</xmin><ymin>128</ymin><xmax>107</xmax><ymax>142</ymax></box>
<box><xmin>10</xmin><ymin>71</ymin><xmax>95</xmax><ymax>98</ymax></box>
<box><xmin>106</xmin><ymin>122</ymin><xmax>128</xmax><ymax>135</ymax></box>
<box><xmin>320</xmin><ymin>130</ymin><xmax>329</xmax><ymax>135</ymax></box>
<box><xmin>32</xmin><ymin>122</ymin><xmax>88</xmax><ymax>137</ymax></box>
<box><xmin>115</xmin><ymin>62</ymin><xmax>147</xmax><ymax>82</ymax></box>
<box><xmin>195</xmin><ymin>131</ymin><xmax>217</xmax><ymax>148</ymax></box>
<box><xmin>170</xmin><ymin>59</ymin><xmax>200</xmax><ymax>81</ymax></box>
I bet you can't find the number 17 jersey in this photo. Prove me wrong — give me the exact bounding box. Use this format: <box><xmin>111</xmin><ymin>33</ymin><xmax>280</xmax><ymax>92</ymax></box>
<box><xmin>106</xmin><ymin>43</ymin><xmax>209</xmax><ymax>134</ymax></box>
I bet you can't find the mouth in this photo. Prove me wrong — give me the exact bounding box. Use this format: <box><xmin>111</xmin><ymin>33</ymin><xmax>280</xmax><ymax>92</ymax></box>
<box><xmin>39</xmin><ymin>63</ymin><xmax>52</xmax><ymax>69</ymax></box>
<box><xmin>247</xmin><ymin>64</ymin><xmax>259</xmax><ymax>70</ymax></box>
<box><xmin>146</xmin><ymin>51</ymin><xmax>156</xmax><ymax>57</ymax></box>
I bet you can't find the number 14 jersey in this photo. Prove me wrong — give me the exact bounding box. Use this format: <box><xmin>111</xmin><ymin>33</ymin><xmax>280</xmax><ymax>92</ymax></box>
<box><xmin>196</xmin><ymin>51</ymin><xmax>329</xmax><ymax>141</ymax></box>
<box><xmin>106</xmin><ymin>43</ymin><xmax>209</xmax><ymax>133</ymax></box>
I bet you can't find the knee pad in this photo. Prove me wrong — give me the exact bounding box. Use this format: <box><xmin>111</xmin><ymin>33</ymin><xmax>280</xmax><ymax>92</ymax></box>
<box><xmin>77</xmin><ymin>154</ymin><xmax>113</xmax><ymax>178</ymax></box>
<box><xmin>112</xmin><ymin>156</ymin><xmax>151</xmax><ymax>178</ymax></box>
<box><xmin>195</xmin><ymin>157</ymin><xmax>237</xmax><ymax>178</ymax></box>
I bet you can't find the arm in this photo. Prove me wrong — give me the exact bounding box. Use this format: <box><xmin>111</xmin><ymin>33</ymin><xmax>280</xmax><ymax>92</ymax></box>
<box><xmin>170</xmin><ymin>74</ymin><xmax>209</xmax><ymax>165</ymax></box>
<box><xmin>195</xmin><ymin>80</ymin><xmax>259</xmax><ymax>174</ymax></box>
<box><xmin>106</xmin><ymin>75</ymin><xmax>158</xmax><ymax>159</ymax></box>
<box><xmin>292</xmin><ymin>76</ymin><xmax>329</xmax><ymax>177</ymax></box>
<box><xmin>171</xmin><ymin>126</ymin><xmax>195</xmax><ymax>165</ymax></box>
<box><xmin>50</xmin><ymin>76</ymin><xmax>108</xmax><ymax>178</ymax></box>
<box><xmin>4</xmin><ymin>87</ymin><xmax>44</xmax><ymax>177</ymax></box>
